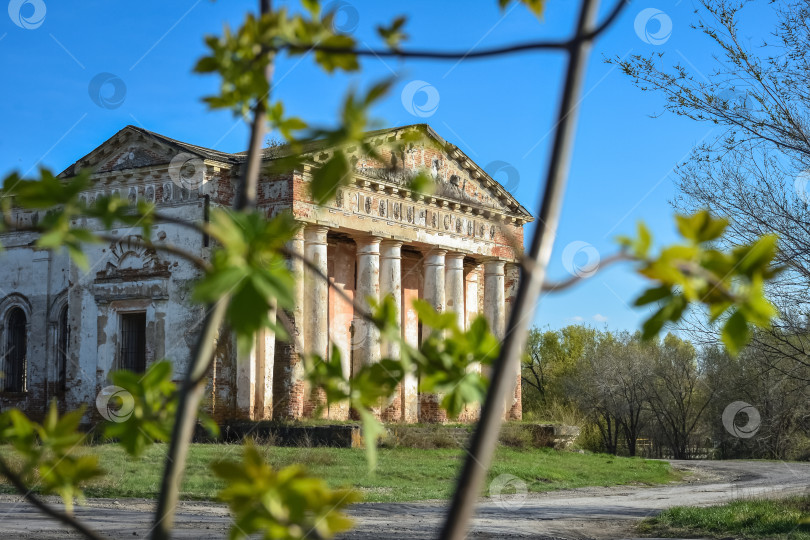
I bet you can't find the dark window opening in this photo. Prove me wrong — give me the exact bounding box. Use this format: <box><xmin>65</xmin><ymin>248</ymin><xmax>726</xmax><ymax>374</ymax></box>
<box><xmin>120</xmin><ymin>312</ymin><xmax>146</xmax><ymax>373</ymax></box>
<box><xmin>57</xmin><ymin>305</ymin><xmax>69</xmax><ymax>394</ymax></box>
<box><xmin>4</xmin><ymin>308</ymin><xmax>27</xmax><ymax>392</ymax></box>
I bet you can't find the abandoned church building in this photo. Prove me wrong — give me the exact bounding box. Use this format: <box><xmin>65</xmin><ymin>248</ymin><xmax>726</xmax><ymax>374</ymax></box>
<box><xmin>0</xmin><ymin>124</ymin><xmax>532</xmax><ymax>424</ymax></box>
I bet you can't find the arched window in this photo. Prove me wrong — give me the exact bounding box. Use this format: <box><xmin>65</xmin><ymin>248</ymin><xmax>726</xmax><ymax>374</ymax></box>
<box><xmin>4</xmin><ymin>307</ymin><xmax>27</xmax><ymax>392</ymax></box>
<box><xmin>57</xmin><ymin>304</ymin><xmax>69</xmax><ymax>394</ymax></box>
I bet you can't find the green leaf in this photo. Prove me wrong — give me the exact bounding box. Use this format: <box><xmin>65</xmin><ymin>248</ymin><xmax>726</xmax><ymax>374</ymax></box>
<box><xmin>314</xmin><ymin>34</ymin><xmax>359</xmax><ymax>72</ymax></box>
<box><xmin>499</xmin><ymin>0</ymin><xmax>545</xmax><ymax>17</ymax></box>
<box><xmin>634</xmin><ymin>285</ymin><xmax>672</xmax><ymax>306</ymax></box>
<box><xmin>357</xmin><ymin>407</ymin><xmax>384</xmax><ymax>471</ymax></box>
<box><xmin>105</xmin><ymin>361</ymin><xmax>178</xmax><ymax>457</ymax></box>
<box><xmin>721</xmin><ymin>310</ymin><xmax>751</xmax><ymax>356</ymax></box>
<box><xmin>412</xmin><ymin>299</ymin><xmax>455</xmax><ymax>330</ymax></box>
<box><xmin>310</xmin><ymin>151</ymin><xmax>350</xmax><ymax>205</ymax></box>
<box><xmin>675</xmin><ymin>210</ymin><xmax>728</xmax><ymax>243</ymax></box>
<box><xmin>408</xmin><ymin>172</ymin><xmax>435</xmax><ymax>199</ymax></box>
<box><xmin>734</xmin><ymin>233</ymin><xmax>779</xmax><ymax>277</ymax></box>
<box><xmin>212</xmin><ymin>441</ymin><xmax>360</xmax><ymax>539</ymax></box>
<box><xmin>377</xmin><ymin>16</ymin><xmax>408</xmax><ymax>48</ymax></box>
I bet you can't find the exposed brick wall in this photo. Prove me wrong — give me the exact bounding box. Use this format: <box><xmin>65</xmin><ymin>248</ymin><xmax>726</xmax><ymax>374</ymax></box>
<box><xmin>419</xmin><ymin>393</ymin><xmax>448</xmax><ymax>423</ymax></box>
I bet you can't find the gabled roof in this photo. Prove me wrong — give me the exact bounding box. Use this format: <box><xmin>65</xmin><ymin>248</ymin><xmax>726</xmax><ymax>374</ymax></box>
<box><xmin>59</xmin><ymin>124</ymin><xmax>533</xmax><ymax>220</ymax></box>
<box><xmin>58</xmin><ymin>125</ymin><xmax>239</xmax><ymax>177</ymax></box>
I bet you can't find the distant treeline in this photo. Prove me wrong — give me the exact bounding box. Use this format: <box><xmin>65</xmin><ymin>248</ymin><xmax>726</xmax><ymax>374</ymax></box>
<box><xmin>522</xmin><ymin>325</ymin><xmax>810</xmax><ymax>460</ymax></box>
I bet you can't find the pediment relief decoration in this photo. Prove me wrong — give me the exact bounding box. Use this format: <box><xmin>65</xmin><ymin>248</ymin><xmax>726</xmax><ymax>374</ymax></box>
<box><xmin>96</xmin><ymin>235</ymin><xmax>170</xmax><ymax>282</ymax></box>
<box><xmin>74</xmin><ymin>129</ymin><xmax>180</xmax><ymax>175</ymax></box>
<box><xmin>352</xmin><ymin>165</ymin><xmax>512</xmax><ymax>214</ymax></box>
<box><xmin>93</xmin><ymin>141</ymin><xmax>182</xmax><ymax>175</ymax></box>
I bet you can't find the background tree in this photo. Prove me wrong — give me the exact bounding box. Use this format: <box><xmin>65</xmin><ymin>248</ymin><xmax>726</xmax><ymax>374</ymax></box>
<box><xmin>643</xmin><ymin>334</ymin><xmax>712</xmax><ymax>459</ymax></box>
<box><xmin>565</xmin><ymin>331</ymin><xmax>651</xmax><ymax>456</ymax></box>
<box><xmin>612</xmin><ymin>0</ymin><xmax>810</xmax><ymax>383</ymax></box>
<box><xmin>521</xmin><ymin>325</ymin><xmax>597</xmax><ymax>413</ymax></box>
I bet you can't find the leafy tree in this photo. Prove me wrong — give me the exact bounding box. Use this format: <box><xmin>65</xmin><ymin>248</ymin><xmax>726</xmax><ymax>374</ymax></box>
<box><xmin>522</xmin><ymin>325</ymin><xmax>597</xmax><ymax>410</ymax></box>
<box><xmin>644</xmin><ymin>334</ymin><xmax>713</xmax><ymax>459</ymax></box>
<box><xmin>565</xmin><ymin>331</ymin><xmax>652</xmax><ymax>456</ymax></box>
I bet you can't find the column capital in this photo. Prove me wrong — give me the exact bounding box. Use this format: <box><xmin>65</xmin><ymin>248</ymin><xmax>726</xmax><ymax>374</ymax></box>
<box><xmin>354</xmin><ymin>234</ymin><xmax>382</xmax><ymax>254</ymax></box>
<box><xmin>380</xmin><ymin>239</ymin><xmax>403</xmax><ymax>259</ymax></box>
<box><xmin>483</xmin><ymin>258</ymin><xmax>506</xmax><ymax>275</ymax></box>
<box><xmin>422</xmin><ymin>248</ymin><xmax>446</xmax><ymax>267</ymax></box>
<box><xmin>303</xmin><ymin>224</ymin><xmax>329</xmax><ymax>244</ymax></box>
<box><xmin>291</xmin><ymin>226</ymin><xmax>305</xmax><ymax>241</ymax></box>
<box><xmin>445</xmin><ymin>252</ymin><xmax>465</xmax><ymax>269</ymax></box>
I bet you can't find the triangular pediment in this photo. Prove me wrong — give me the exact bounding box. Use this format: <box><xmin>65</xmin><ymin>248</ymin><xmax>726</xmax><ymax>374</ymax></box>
<box><xmin>59</xmin><ymin>126</ymin><xmax>235</xmax><ymax>178</ymax></box>
<box><xmin>309</xmin><ymin>124</ymin><xmax>533</xmax><ymax>220</ymax></box>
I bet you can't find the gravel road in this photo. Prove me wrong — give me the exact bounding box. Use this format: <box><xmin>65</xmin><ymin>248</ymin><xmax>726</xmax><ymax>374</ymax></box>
<box><xmin>0</xmin><ymin>459</ymin><xmax>807</xmax><ymax>539</ymax></box>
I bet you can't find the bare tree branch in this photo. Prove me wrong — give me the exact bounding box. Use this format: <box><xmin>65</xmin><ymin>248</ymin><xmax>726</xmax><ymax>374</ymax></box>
<box><xmin>276</xmin><ymin>0</ymin><xmax>627</xmax><ymax>59</ymax></box>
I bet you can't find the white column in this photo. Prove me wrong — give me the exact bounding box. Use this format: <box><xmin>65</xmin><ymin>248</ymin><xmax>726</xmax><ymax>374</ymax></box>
<box><xmin>401</xmin><ymin>255</ymin><xmax>421</xmax><ymax>423</ymax></box>
<box><xmin>304</xmin><ymin>225</ymin><xmax>329</xmax><ymax>418</ymax></box>
<box><xmin>255</xmin><ymin>301</ymin><xmax>275</xmax><ymax>419</ymax></box>
<box><xmin>504</xmin><ymin>263</ymin><xmax>522</xmax><ymax>420</ymax></box>
<box><xmin>465</xmin><ymin>264</ymin><xmax>480</xmax><ymax>330</ymax></box>
<box><xmin>304</xmin><ymin>226</ymin><xmax>330</xmax><ymax>360</ymax></box>
<box><xmin>484</xmin><ymin>259</ymin><xmax>506</xmax><ymax>339</ymax></box>
<box><xmin>280</xmin><ymin>227</ymin><xmax>306</xmax><ymax>419</ymax></box>
<box><xmin>379</xmin><ymin>240</ymin><xmax>403</xmax><ymax>359</ymax></box>
<box><xmin>353</xmin><ymin>236</ymin><xmax>381</xmax><ymax>374</ymax></box>
<box><xmin>422</xmin><ymin>249</ymin><xmax>447</xmax><ymax>331</ymax></box>
<box><xmin>421</xmin><ymin>249</ymin><xmax>446</xmax><ymax>423</ymax></box>
<box><xmin>445</xmin><ymin>253</ymin><xmax>465</xmax><ymax>330</ymax></box>
<box><xmin>462</xmin><ymin>263</ymin><xmax>482</xmax><ymax>421</ymax></box>
<box><xmin>290</xmin><ymin>228</ymin><xmax>306</xmax><ymax>351</ymax></box>
<box><xmin>236</xmin><ymin>342</ymin><xmax>256</xmax><ymax>418</ymax></box>
<box><xmin>380</xmin><ymin>240</ymin><xmax>403</xmax><ymax>421</ymax></box>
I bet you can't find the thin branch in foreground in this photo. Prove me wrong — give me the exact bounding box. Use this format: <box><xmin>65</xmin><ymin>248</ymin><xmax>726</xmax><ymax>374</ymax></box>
<box><xmin>274</xmin><ymin>0</ymin><xmax>627</xmax><ymax>59</ymax></box>
<box><xmin>150</xmin><ymin>0</ymin><xmax>274</xmax><ymax>537</ymax></box>
<box><xmin>0</xmin><ymin>455</ymin><xmax>108</xmax><ymax>540</ymax></box>
<box><xmin>539</xmin><ymin>252</ymin><xmax>630</xmax><ymax>292</ymax></box>
<box><xmin>440</xmin><ymin>0</ymin><xmax>604</xmax><ymax>537</ymax></box>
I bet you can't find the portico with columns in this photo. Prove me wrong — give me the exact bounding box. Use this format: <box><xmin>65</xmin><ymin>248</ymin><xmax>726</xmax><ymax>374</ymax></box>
<box><xmin>253</xmin><ymin>124</ymin><xmax>534</xmax><ymax>423</ymax></box>
<box><xmin>275</xmin><ymin>227</ymin><xmax>525</xmax><ymax>423</ymax></box>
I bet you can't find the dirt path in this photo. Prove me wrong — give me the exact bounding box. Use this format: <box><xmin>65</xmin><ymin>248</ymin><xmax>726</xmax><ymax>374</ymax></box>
<box><xmin>0</xmin><ymin>460</ymin><xmax>807</xmax><ymax>539</ymax></box>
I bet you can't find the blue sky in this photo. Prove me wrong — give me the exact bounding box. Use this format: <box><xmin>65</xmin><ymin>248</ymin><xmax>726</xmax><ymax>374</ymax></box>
<box><xmin>0</xmin><ymin>0</ymin><xmax>773</xmax><ymax>332</ymax></box>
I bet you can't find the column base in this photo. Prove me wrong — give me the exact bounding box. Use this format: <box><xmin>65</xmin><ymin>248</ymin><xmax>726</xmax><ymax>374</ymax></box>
<box><xmin>381</xmin><ymin>385</ymin><xmax>402</xmax><ymax>422</ymax></box>
<box><xmin>419</xmin><ymin>393</ymin><xmax>448</xmax><ymax>423</ymax></box>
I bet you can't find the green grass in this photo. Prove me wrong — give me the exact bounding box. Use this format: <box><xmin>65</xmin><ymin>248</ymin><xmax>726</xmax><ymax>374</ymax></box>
<box><xmin>640</xmin><ymin>496</ymin><xmax>810</xmax><ymax>539</ymax></box>
<box><xmin>0</xmin><ymin>444</ymin><xmax>681</xmax><ymax>503</ymax></box>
